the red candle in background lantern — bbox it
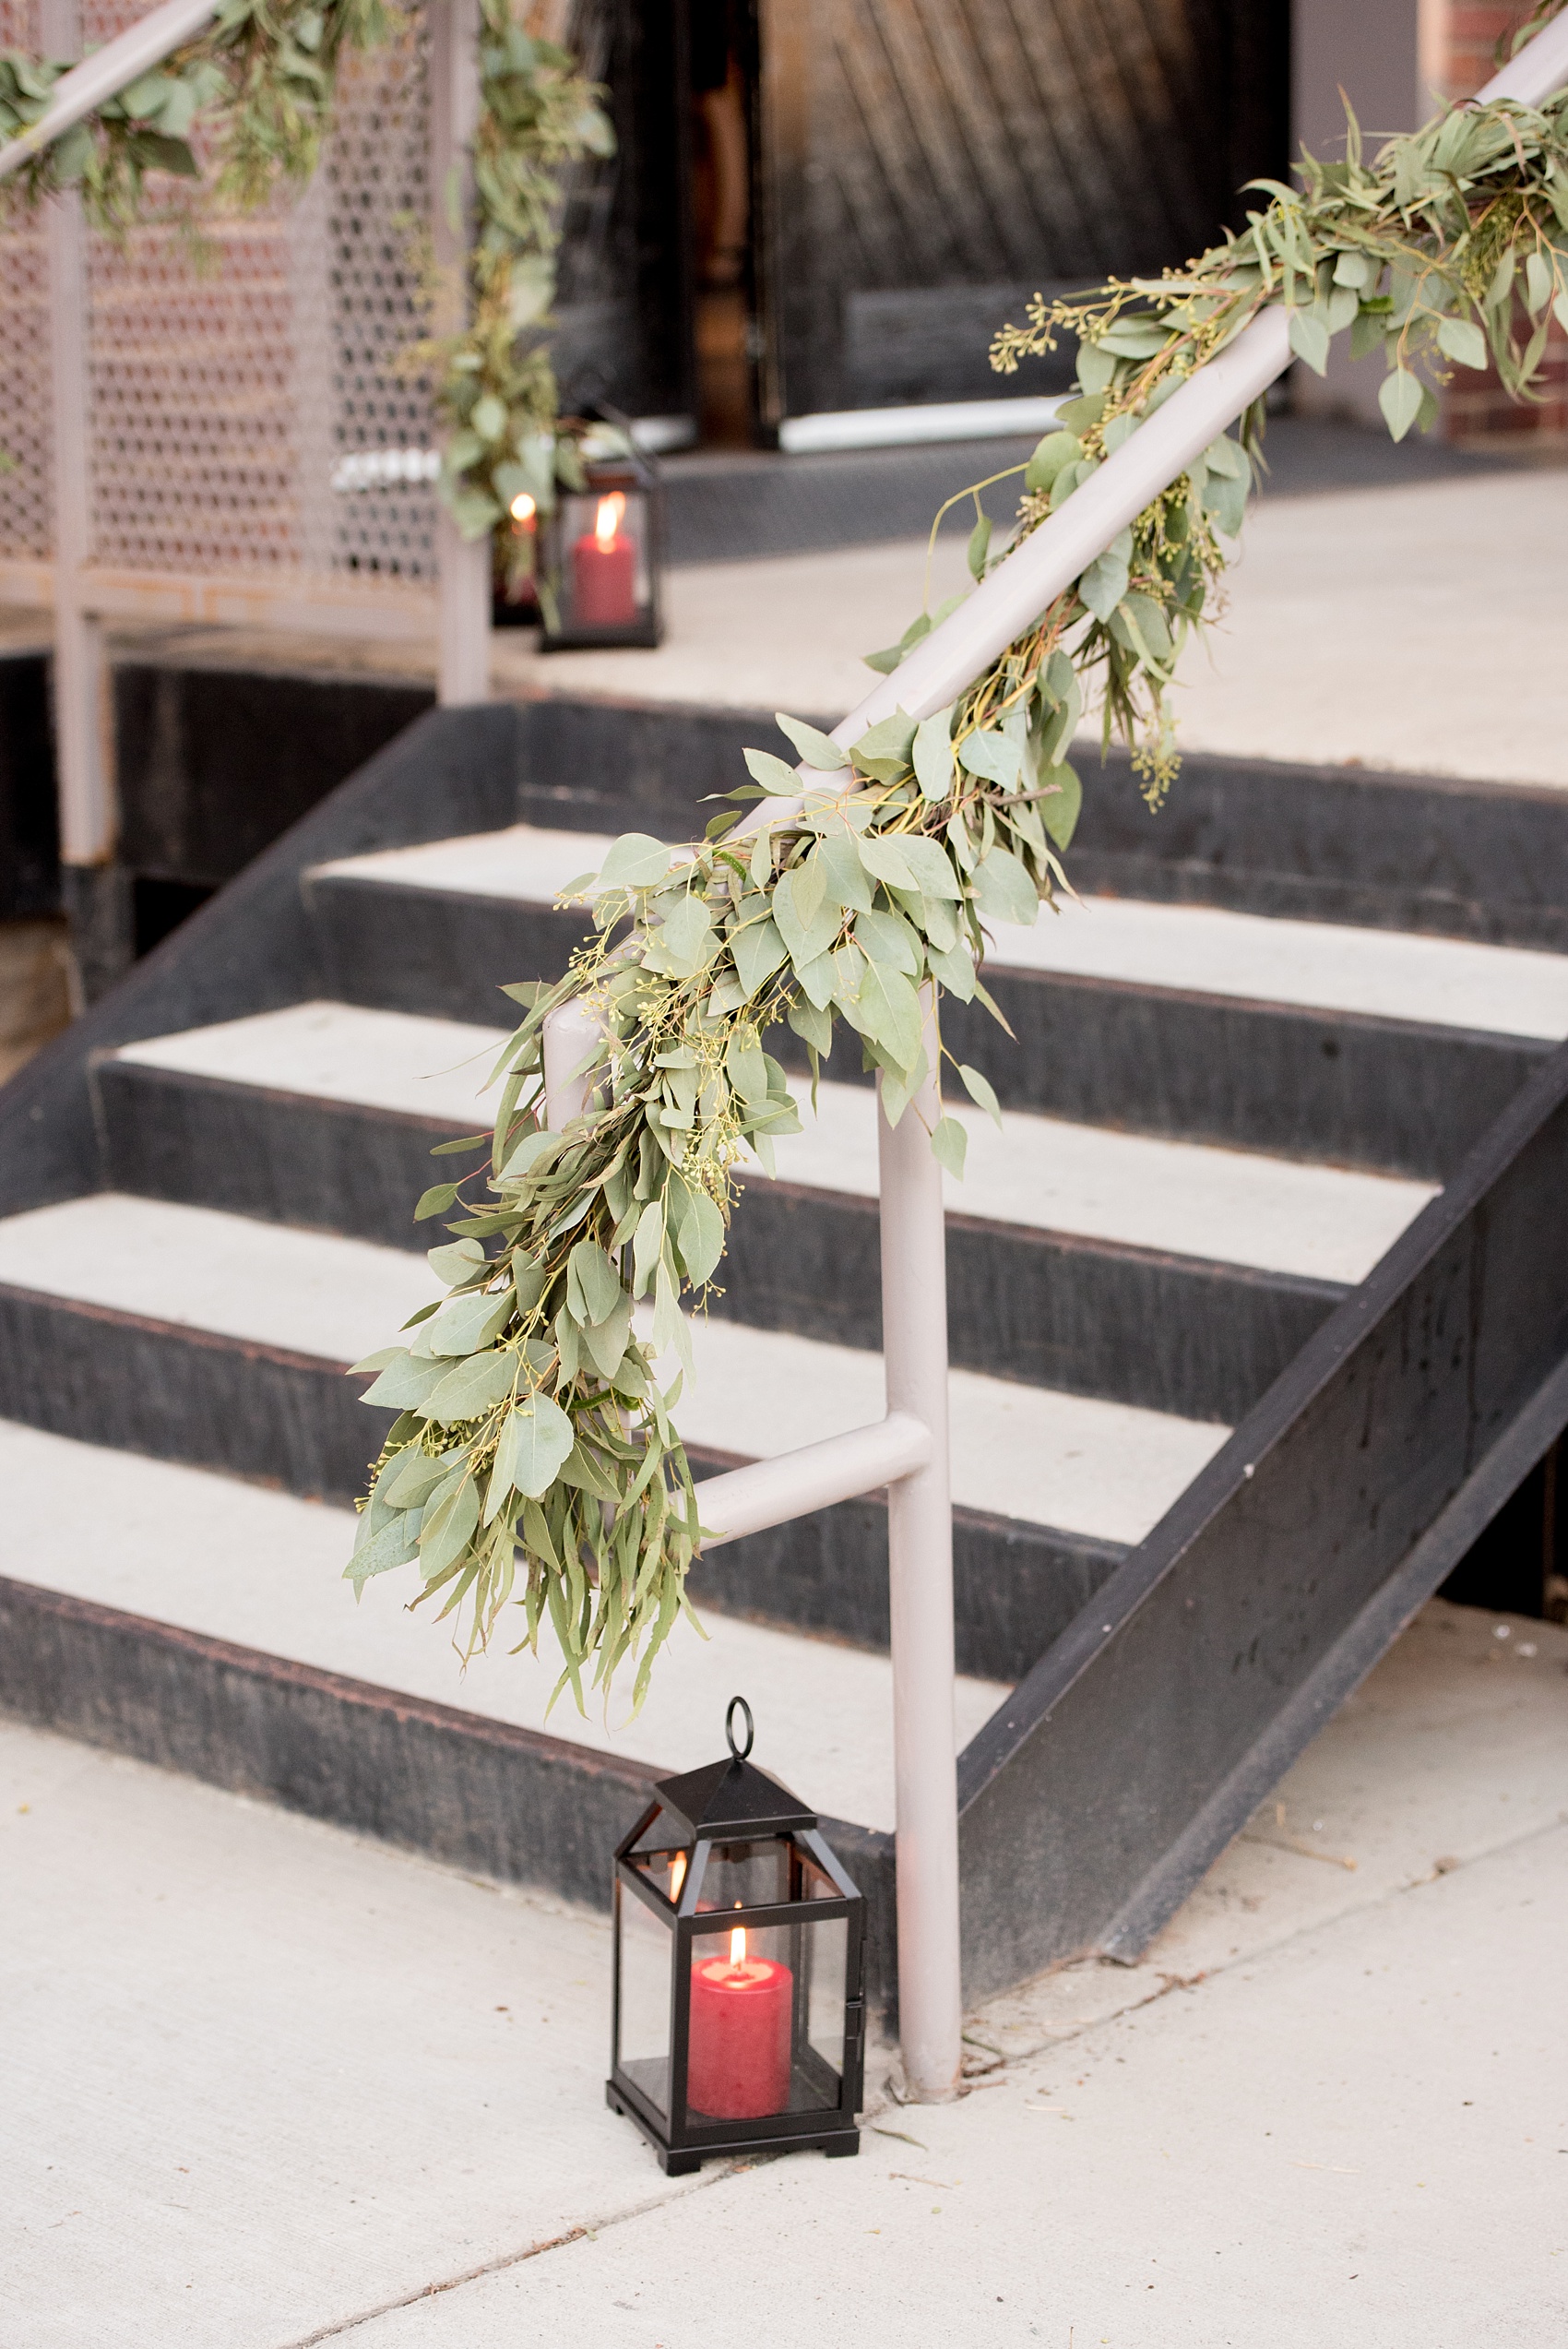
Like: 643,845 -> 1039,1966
573,491 -> 636,625
687,1923 -> 793,2120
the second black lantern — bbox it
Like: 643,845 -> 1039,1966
539,441 -> 663,650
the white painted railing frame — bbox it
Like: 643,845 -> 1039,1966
543,9 -> 1568,2102
11,0 -> 1568,2100
0,0 -> 491,876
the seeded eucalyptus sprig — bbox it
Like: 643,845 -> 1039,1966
0,0 -> 388,231
353,68 -> 1568,1707
408,1 -> 615,580
988,70 -> 1568,793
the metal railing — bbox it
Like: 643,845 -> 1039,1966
0,0 -> 488,876
11,0 -> 1568,2101
543,10 -> 1568,2102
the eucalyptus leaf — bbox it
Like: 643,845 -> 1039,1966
958,729 -> 1024,789
972,846 -> 1039,927
597,833 -> 672,890
423,1349 -> 517,1426
426,1286 -> 513,1357
742,747 -> 801,795
1378,364 -> 1424,441
957,1063 -> 1004,1130
360,1353 -> 451,1411
502,1392 -> 576,1497
776,712 -> 849,769
930,1117 -> 968,1179
1436,314 -> 1487,369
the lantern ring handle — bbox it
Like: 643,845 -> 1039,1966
725,1694 -> 754,1761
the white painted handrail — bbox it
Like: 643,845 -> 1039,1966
744,5 -> 1568,829
564,4 -> 1568,2104
0,0 -> 221,181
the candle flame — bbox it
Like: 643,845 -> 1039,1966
668,1850 -> 686,1903
594,491 -> 626,550
508,491 -> 537,523
730,1924 -> 746,1967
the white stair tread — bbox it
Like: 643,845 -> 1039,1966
0,1418 -> 1006,1834
119,999 -> 514,1127
312,823 -> 1568,1040
116,1002 -> 1436,1286
0,1193 -> 1227,1543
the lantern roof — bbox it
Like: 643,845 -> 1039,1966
654,1752 -> 817,1842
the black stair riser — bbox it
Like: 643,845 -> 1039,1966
0,1287 -> 1115,1682
886,976 -> 1546,1184
719,1183 -> 1336,1425
1065,750 -> 1568,954
94,1064 -> 1333,1421
303,877 -> 1544,1180
95,1059 -> 460,1256
0,1575 -> 899,2022
0,1288 -> 390,1506
509,703 -> 1568,952
303,874 -> 596,1025
689,1491 -> 1123,1686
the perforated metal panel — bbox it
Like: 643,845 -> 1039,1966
0,0 -> 53,566
0,0 -> 440,619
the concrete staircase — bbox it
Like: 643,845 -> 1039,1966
3,696 -> 1566,2014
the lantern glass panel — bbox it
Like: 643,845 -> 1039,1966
804,1914 -> 849,2084
687,1910 -> 847,2120
559,488 -> 651,629
691,1835 -> 791,1914
615,1882 -> 674,2117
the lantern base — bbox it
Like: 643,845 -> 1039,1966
606,2081 -> 861,2176
538,614 -> 664,652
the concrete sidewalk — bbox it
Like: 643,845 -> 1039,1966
5,1600 -> 1566,2348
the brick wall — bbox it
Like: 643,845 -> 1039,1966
1439,4 -> 1568,441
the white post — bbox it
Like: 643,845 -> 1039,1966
428,0 -> 491,705
542,998 -> 605,1127
41,0 -> 112,871
878,985 -> 962,2099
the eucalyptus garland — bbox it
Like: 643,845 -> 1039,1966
0,0 -> 386,229
350,58 -> 1568,1711
409,2 -> 614,580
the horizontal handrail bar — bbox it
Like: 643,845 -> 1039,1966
743,6 -> 1568,835
694,1410 -> 933,1550
0,0 -> 221,182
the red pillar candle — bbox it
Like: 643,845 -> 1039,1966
687,1928 -> 793,2120
573,492 -> 637,625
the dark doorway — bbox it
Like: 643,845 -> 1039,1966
690,0 -> 761,446
750,0 -> 1291,428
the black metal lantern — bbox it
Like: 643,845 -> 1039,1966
608,1698 -> 865,2175
539,438 -> 664,651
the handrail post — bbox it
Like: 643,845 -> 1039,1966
41,0 -> 125,1004
878,984 -> 962,2099
428,0 -> 491,705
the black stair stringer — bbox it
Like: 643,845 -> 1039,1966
953,1033 -> 1568,2006
0,703 -> 523,1219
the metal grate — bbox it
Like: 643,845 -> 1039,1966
0,0 -> 439,611
0,0 -> 53,566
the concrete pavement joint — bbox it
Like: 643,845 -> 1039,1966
274,2176 -> 730,2348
